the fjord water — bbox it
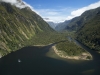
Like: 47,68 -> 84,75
0,44 -> 100,75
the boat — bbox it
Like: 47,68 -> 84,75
18,59 -> 21,63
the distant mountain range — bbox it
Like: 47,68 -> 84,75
55,20 -> 71,31
46,20 -> 70,31
50,6 -> 100,51
46,21 -> 58,29
51,7 -> 100,32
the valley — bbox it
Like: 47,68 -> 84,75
0,0 -> 100,75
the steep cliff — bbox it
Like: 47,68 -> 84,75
0,2 -> 53,57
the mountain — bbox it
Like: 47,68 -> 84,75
65,7 -> 100,31
46,20 -> 70,31
43,18 -> 58,29
47,21 -> 58,29
55,20 -> 70,31
76,11 -> 100,51
0,2 -> 53,57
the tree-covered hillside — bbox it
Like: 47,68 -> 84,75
0,2 -> 54,57
76,12 -> 100,51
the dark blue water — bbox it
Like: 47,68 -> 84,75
0,44 -> 100,75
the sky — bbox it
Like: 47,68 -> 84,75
1,0 -> 100,22
22,0 -> 100,22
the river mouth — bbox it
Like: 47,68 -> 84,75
0,46 -> 100,75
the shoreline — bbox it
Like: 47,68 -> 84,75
52,46 -> 92,60
0,43 -> 93,60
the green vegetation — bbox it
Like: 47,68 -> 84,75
29,31 -> 87,56
24,32 -> 67,46
56,40 -> 87,56
0,2 -> 54,57
76,12 -> 100,51
0,2 -> 93,58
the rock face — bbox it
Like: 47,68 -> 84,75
0,2 -> 53,57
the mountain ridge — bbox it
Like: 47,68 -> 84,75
55,20 -> 71,31
0,2 -> 53,57
65,7 -> 100,31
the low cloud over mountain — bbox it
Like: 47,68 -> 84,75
0,0 -> 37,13
0,0 -> 27,9
66,1 -> 100,20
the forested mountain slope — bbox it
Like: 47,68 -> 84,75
0,2 -> 53,57
65,7 -> 100,31
76,11 -> 100,51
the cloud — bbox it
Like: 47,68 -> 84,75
0,0 -> 27,9
43,18 -> 54,22
0,0 -> 39,14
43,16 -> 66,23
48,12 -> 59,15
36,1 -> 100,22
66,1 -> 100,20
36,8 -> 73,22
1,0 -> 100,22
23,1 -> 38,12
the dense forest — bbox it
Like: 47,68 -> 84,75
76,12 -> 100,52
